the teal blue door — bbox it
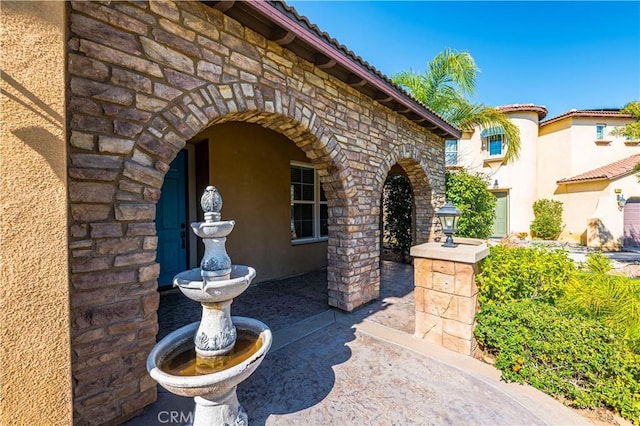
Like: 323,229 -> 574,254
492,191 -> 508,237
156,150 -> 188,287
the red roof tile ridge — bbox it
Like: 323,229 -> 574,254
541,108 -> 632,126
496,104 -> 548,119
557,153 -> 640,184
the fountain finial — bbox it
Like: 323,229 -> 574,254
201,185 -> 222,222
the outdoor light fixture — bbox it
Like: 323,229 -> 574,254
437,200 -> 461,248
493,179 -> 499,189
617,193 -> 627,210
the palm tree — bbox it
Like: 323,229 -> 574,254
392,48 -> 521,163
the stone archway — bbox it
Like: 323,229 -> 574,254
69,103 -> 351,425
68,30 -> 357,426
376,145 -> 443,248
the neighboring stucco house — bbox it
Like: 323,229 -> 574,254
448,105 -> 638,249
1,1 -> 458,424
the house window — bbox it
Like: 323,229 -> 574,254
596,124 -> 606,140
481,127 -> 505,158
290,163 -> 328,242
487,135 -> 503,157
445,140 -> 458,165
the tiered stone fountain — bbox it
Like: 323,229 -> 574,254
147,186 -> 272,426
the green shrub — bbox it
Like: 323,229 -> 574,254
583,251 -> 613,274
445,170 -> 496,239
476,245 -> 574,305
530,199 -> 563,240
475,300 -> 640,421
382,175 -> 413,262
561,271 -> 640,349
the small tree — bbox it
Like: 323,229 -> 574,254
445,170 -> 496,239
382,175 -> 413,262
530,199 -> 563,240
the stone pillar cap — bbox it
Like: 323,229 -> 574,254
410,238 -> 489,264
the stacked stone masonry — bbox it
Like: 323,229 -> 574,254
414,258 -> 480,356
66,1 -> 446,423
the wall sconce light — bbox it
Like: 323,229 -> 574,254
493,179 -> 499,189
617,193 -> 627,210
436,200 -> 461,248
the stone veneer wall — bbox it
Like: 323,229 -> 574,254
66,1 -> 445,423
414,258 -> 480,355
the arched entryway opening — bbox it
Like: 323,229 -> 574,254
157,121 -> 332,286
155,119 -> 339,334
376,150 -> 440,256
371,151 -> 440,334
381,165 -> 414,264
147,103 -> 352,297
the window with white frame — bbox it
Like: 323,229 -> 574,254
290,163 -> 328,242
445,140 -> 458,165
596,124 -> 606,140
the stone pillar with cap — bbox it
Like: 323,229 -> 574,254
410,238 -> 489,356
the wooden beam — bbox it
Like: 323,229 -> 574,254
374,92 -> 393,102
347,74 -> 367,87
314,54 -> 336,70
271,28 -> 296,46
207,0 -> 235,13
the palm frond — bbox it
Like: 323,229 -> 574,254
427,48 -> 478,97
392,70 -> 431,105
393,49 -> 522,161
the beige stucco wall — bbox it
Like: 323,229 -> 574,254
568,117 -> 636,173
556,174 -> 638,248
536,120 -> 572,197
458,110 -> 541,235
539,115 -> 636,247
199,122 -> 327,282
458,111 -> 635,246
1,2 -> 72,424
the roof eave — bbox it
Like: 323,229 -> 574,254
557,177 -> 609,185
541,111 -> 633,127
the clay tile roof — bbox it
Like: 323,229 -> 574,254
496,104 -> 548,120
541,108 -> 632,127
557,153 -> 640,184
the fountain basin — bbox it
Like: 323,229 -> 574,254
192,220 -> 235,238
174,265 -> 256,303
147,317 -> 272,398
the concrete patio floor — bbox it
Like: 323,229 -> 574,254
127,261 -> 589,425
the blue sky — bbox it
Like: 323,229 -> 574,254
288,1 -> 640,119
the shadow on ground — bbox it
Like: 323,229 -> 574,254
142,261 -> 413,424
